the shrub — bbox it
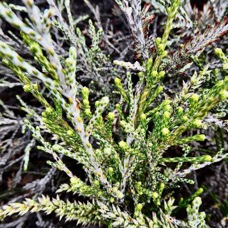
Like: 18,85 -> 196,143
0,0 -> 227,227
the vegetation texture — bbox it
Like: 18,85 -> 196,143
0,0 -> 227,227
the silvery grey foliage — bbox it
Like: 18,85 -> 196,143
0,0 -> 227,227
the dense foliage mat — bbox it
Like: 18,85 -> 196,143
0,0 -> 227,227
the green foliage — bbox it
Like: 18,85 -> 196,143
0,0 -> 227,227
